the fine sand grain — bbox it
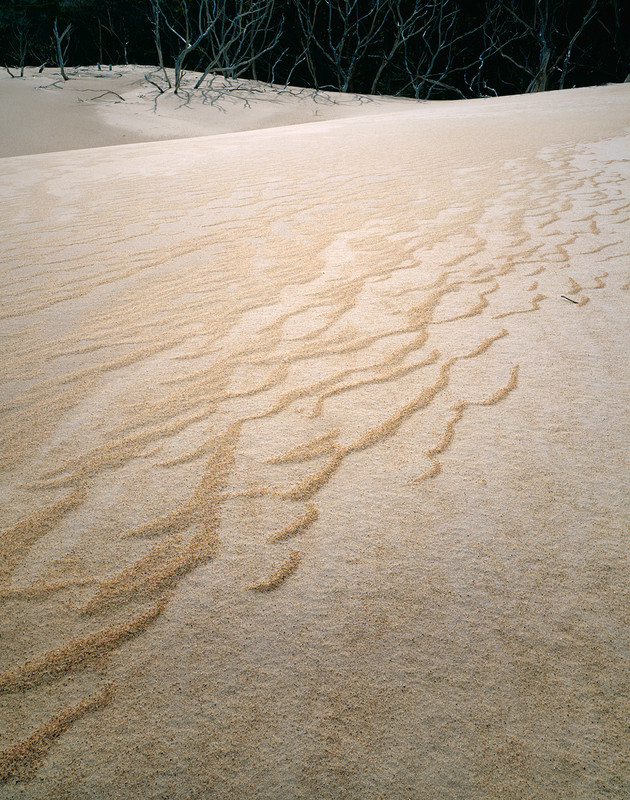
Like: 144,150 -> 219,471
0,69 -> 629,799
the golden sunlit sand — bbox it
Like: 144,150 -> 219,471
0,66 -> 628,798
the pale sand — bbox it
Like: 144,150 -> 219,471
0,70 -> 629,798
0,66 -> 417,156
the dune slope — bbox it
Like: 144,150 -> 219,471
0,66 -> 417,156
0,83 -> 629,799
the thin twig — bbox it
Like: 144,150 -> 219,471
77,89 -> 126,101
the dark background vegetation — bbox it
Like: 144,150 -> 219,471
1,0 -> 628,98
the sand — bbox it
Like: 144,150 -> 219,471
0,66 -> 629,798
0,66 -> 418,156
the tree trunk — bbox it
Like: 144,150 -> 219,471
53,19 -> 71,82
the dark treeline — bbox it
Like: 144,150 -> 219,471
1,0 -> 628,98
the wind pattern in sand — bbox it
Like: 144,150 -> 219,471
1,103 -> 629,784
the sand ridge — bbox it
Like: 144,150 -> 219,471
0,77 -> 629,798
0,65 -> 418,157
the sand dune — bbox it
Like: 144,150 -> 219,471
0,69 -> 629,798
0,66 -> 417,156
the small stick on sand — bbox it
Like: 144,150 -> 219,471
80,90 -> 126,101
560,295 -> 579,304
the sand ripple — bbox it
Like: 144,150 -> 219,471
0,84 -> 629,798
